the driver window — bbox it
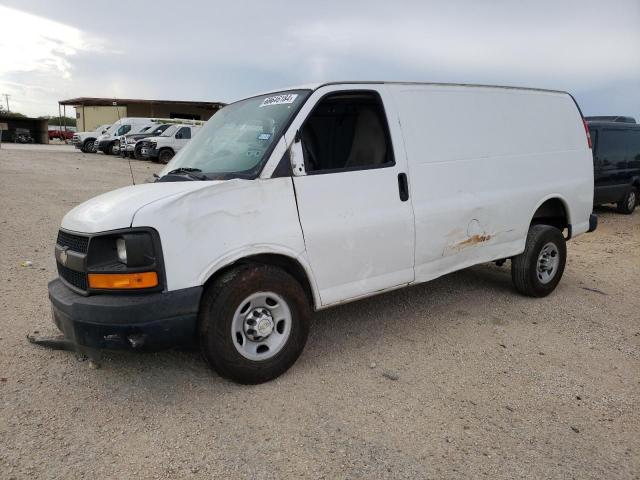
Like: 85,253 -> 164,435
117,125 -> 131,135
300,91 -> 394,173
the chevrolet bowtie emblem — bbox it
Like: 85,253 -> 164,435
59,248 -> 68,266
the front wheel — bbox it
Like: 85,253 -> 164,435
198,265 -> 311,384
511,224 -> 566,297
617,187 -> 637,214
158,149 -> 174,164
108,142 -> 120,155
81,140 -> 95,153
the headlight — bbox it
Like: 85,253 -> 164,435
116,237 -> 127,263
126,137 -> 137,144
85,230 -> 161,290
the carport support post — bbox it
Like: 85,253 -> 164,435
0,122 -> 6,149
63,105 -> 67,141
58,103 -> 63,138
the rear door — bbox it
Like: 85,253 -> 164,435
596,128 -> 632,203
284,85 -> 415,306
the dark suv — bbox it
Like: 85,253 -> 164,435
586,116 -> 640,214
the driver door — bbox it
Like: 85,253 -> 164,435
285,85 -> 415,306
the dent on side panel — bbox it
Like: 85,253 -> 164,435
131,177 -> 312,297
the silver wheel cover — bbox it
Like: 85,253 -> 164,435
231,291 -> 292,361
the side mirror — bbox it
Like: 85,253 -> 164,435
290,131 -> 305,176
175,133 -> 182,139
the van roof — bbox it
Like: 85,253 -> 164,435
585,116 -> 637,124
587,120 -> 640,128
257,81 -> 570,97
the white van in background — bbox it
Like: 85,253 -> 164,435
138,123 -> 203,163
94,118 -> 155,155
47,82 -> 596,384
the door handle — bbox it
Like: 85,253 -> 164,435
397,173 -> 409,201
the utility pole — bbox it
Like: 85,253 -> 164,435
1,93 -> 10,112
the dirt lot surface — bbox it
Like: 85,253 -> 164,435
1,147 -> 639,479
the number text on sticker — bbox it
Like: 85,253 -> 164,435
259,94 -> 298,107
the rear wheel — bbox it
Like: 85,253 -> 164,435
617,187 -> 637,214
198,265 -> 310,384
511,224 -> 566,297
158,149 -> 174,164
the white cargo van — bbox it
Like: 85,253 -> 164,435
138,123 -> 203,163
45,82 -> 596,384
94,118 -> 155,155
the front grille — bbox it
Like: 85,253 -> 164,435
56,230 -> 89,254
57,263 -> 88,290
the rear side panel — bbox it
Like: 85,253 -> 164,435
390,84 -> 593,283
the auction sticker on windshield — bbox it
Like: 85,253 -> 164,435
259,94 -> 298,107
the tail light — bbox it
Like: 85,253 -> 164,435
583,118 -> 592,149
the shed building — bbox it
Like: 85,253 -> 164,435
58,97 -> 226,132
0,115 -> 49,144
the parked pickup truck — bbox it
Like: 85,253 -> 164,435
137,123 -> 203,163
45,82 -> 596,384
48,129 -> 75,141
119,124 -> 172,159
72,124 -> 111,153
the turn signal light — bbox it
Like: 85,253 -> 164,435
88,272 -> 158,289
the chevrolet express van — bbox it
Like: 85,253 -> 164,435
46,82 -> 597,384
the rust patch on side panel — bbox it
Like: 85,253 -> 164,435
447,233 -> 493,253
456,234 -> 492,247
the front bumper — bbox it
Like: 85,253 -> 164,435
97,140 -> 111,153
140,147 -> 159,159
48,278 -> 202,351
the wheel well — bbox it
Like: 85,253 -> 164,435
83,137 -> 95,144
531,198 -> 569,230
203,254 -> 315,308
159,147 -> 174,154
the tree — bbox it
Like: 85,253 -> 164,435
39,115 -> 77,127
0,109 -> 27,118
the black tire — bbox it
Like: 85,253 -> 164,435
198,265 -> 311,384
158,149 -> 174,164
511,224 -> 566,297
616,187 -> 637,214
81,140 -> 95,153
134,145 -> 144,160
107,142 -> 120,156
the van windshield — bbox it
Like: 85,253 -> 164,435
160,90 -> 310,179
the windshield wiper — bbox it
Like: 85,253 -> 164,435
158,167 -> 207,181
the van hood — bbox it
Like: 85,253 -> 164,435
61,182 -> 218,233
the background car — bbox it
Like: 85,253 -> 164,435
586,116 -> 640,214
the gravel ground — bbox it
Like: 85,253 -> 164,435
1,146 -> 639,479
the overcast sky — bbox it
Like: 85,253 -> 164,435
0,0 -> 638,120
